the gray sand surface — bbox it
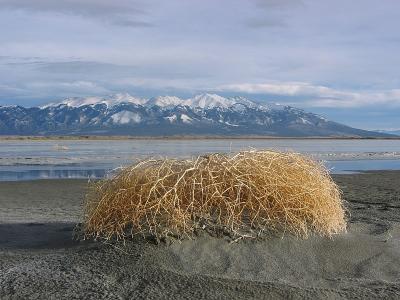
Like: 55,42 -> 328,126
1,172 -> 400,299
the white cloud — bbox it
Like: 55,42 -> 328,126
218,82 -> 333,96
26,81 -> 110,97
0,84 -> 26,94
217,82 -> 400,108
0,0 -> 153,27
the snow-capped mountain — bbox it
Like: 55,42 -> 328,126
0,93 -> 390,137
146,96 -> 183,108
42,93 -> 146,108
184,93 -> 236,109
42,93 -> 271,110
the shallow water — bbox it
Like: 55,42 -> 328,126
0,166 -> 109,181
2,139 -> 400,158
1,139 -> 400,181
327,159 -> 400,174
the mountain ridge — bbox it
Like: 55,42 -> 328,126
0,93 -> 392,137
375,129 -> 400,136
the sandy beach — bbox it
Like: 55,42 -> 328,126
1,172 -> 400,299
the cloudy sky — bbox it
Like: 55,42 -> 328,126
0,0 -> 399,130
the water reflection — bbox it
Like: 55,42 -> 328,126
327,159 -> 400,174
0,168 -> 108,181
1,159 -> 400,181
1,139 -> 400,181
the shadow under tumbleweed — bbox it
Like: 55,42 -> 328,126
0,222 -> 84,250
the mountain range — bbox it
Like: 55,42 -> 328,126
375,129 -> 400,136
0,93 -> 392,137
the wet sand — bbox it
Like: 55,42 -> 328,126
1,172 -> 400,299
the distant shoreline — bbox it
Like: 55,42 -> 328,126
0,135 -> 399,141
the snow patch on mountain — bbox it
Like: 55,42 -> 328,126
165,114 -> 177,123
298,117 -> 313,125
110,111 -> 141,124
43,93 -> 145,108
180,114 -> 192,123
184,93 -> 234,109
264,103 -> 286,111
225,121 -> 239,127
111,93 -> 146,105
147,96 -> 183,108
59,96 -> 105,107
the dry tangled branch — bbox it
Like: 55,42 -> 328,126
82,150 -> 347,241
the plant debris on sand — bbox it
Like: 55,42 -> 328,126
82,150 -> 347,241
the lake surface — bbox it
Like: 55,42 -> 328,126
1,139 -> 400,181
